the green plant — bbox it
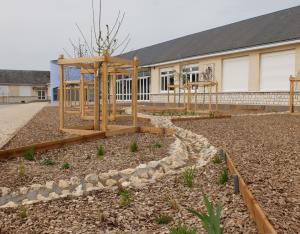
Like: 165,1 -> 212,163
130,141 -> 138,152
19,161 -> 26,177
23,148 -> 35,161
218,169 -> 228,185
42,159 -> 55,166
97,145 -> 104,158
62,162 -> 71,170
153,141 -> 162,148
169,224 -> 197,234
182,167 -> 196,188
188,193 -> 222,234
155,214 -> 173,225
212,155 -> 222,164
209,111 -> 215,118
18,205 -> 27,219
118,189 -> 132,207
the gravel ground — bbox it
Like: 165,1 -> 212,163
174,114 -> 300,234
0,161 -> 257,234
4,107 -> 152,149
0,133 -> 173,191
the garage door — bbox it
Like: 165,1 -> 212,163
260,50 -> 295,91
223,57 -> 249,92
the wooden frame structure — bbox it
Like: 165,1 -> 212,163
289,76 -> 300,113
167,80 -> 219,113
58,53 -> 139,135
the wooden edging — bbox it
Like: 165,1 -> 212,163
0,126 -> 173,160
171,114 -> 231,122
225,153 -> 277,234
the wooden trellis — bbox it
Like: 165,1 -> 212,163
289,76 -> 300,113
57,53 -> 139,135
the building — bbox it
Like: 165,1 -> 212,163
0,69 -> 50,104
50,6 -> 300,108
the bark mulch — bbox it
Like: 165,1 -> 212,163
174,114 -> 300,234
0,133 -> 173,191
3,106 -> 152,149
0,161 -> 257,234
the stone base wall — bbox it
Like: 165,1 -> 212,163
149,92 -> 300,106
0,96 -> 50,104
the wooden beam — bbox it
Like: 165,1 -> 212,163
108,56 -> 136,66
57,56 -> 104,65
59,55 -> 65,130
132,56 -> 138,126
101,55 -> 108,131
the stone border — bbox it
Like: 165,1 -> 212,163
0,114 -> 217,208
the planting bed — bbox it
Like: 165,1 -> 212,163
3,106 -> 152,149
0,160 -> 257,233
0,133 -> 173,191
175,114 -> 300,233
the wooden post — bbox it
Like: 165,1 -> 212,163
183,85 -> 186,108
101,55 -> 108,131
132,56 -> 138,126
58,55 -> 65,130
167,86 -> 170,104
94,63 -> 100,131
209,84 -> 212,112
289,76 -> 294,113
215,82 -> 219,111
173,86 -> 176,104
194,85 -> 198,112
80,74 -> 84,117
112,74 -> 117,121
187,84 -> 191,111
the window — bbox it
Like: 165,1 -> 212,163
182,65 -> 199,85
37,89 -> 46,100
160,69 -> 175,92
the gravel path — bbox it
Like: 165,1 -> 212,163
0,133 -> 173,191
0,103 -> 48,148
174,114 -> 300,234
0,161 -> 257,234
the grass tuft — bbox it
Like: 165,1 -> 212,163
153,141 -> 162,148
42,159 -> 55,166
18,205 -> 27,219
155,214 -> 173,225
188,192 -> 222,234
23,148 -> 35,161
97,145 -> 104,158
118,189 -> 133,207
169,224 -> 197,234
212,155 -> 222,164
182,167 -> 196,188
62,162 -> 71,170
19,161 -> 26,177
218,169 -> 228,185
130,141 -> 138,152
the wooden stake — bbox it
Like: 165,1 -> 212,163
94,63 -> 100,130
209,84 -> 212,112
58,55 -> 65,130
101,54 -> 108,131
112,74 -> 117,121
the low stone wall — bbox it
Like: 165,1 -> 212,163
0,114 -> 217,208
0,96 -> 50,104
149,92 -> 300,106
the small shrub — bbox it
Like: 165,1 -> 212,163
97,145 -> 104,158
62,162 -> 71,170
42,159 -> 55,166
155,214 -> 173,225
212,155 -> 222,164
19,161 -> 26,177
218,169 -> 228,185
119,189 -> 132,207
23,148 -> 35,161
182,167 -> 196,188
188,193 -> 222,234
130,141 -> 138,152
18,205 -> 27,219
153,141 -> 162,148
169,224 -> 197,234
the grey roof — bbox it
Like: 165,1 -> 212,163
0,70 -> 50,85
121,5 -> 300,66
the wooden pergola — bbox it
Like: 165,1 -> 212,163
289,75 -> 300,113
57,53 -> 139,134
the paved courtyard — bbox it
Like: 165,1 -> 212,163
0,102 -> 48,148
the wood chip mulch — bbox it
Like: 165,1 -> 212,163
174,114 -> 300,233
0,161 -> 257,234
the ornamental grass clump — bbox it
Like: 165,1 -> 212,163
18,205 -> 27,219
212,155 -> 222,164
23,147 -> 35,161
42,159 -> 55,166
218,169 -> 228,185
188,193 -> 222,234
130,141 -> 138,152
97,145 -> 104,158
155,214 -> 173,225
118,189 -> 133,207
19,161 -> 26,177
62,162 -> 71,170
182,167 -> 196,188
169,224 -> 197,234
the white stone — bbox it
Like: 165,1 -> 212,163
61,190 -> 70,196
37,194 -> 48,201
152,171 -> 164,180
48,192 -> 60,199
106,179 -> 117,187
70,177 -> 81,186
99,172 -> 110,182
147,161 -> 160,169
45,181 -> 55,190
30,184 -> 42,191
121,181 -> 130,188
73,185 -> 83,196
58,180 -> 70,189
19,187 -> 29,195
1,201 -> 17,208
0,187 -> 11,197
119,168 -> 135,177
85,173 -> 99,184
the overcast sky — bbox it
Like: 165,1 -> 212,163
0,0 -> 299,71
